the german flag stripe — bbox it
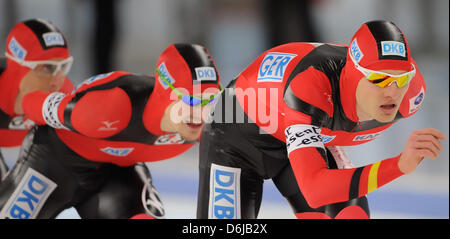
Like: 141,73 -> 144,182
367,161 -> 381,193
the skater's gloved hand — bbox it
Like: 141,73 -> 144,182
398,128 -> 446,174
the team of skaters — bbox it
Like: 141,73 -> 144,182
0,19 -> 445,219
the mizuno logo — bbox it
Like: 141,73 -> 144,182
98,120 -> 120,131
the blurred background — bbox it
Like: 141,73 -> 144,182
1,0 -> 448,219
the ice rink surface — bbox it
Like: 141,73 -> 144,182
5,143 -> 446,219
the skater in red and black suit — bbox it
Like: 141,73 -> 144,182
0,43 -> 222,219
197,20 -> 446,219
0,19 -> 73,180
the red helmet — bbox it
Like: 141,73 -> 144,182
6,18 -> 69,61
154,43 -> 221,97
347,20 -> 412,72
341,20 -> 414,122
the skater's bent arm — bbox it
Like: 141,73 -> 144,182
22,85 -> 132,138
287,143 -> 403,208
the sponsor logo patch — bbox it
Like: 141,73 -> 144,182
353,132 -> 382,141
285,124 -> 324,155
321,135 -> 336,144
100,147 -> 134,157
350,39 -> 364,62
42,32 -> 65,47
98,120 -> 120,131
409,87 -> 425,114
0,168 -> 57,219
381,41 -> 406,57
154,133 -> 185,145
195,67 -> 216,82
8,37 -> 27,60
208,164 -> 241,219
157,62 -> 175,89
257,52 -> 297,82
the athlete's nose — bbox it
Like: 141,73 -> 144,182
48,72 -> 64,92
383,81 -> 401,99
